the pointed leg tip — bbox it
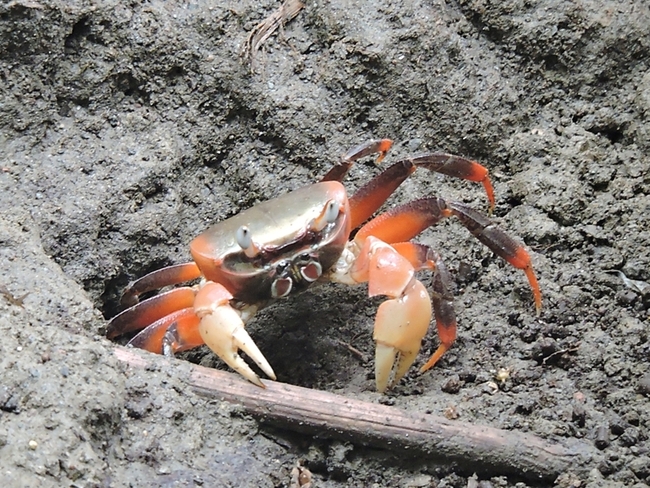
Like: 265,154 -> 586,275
419,344 -> 448,374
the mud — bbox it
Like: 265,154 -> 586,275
1,0 -> 649,486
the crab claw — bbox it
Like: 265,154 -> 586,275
195,282 -> 276,387
373,279 -> 432,392
351,237 -> 433,392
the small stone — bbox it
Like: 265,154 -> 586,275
441,375 -> 462,394
595,425 -> 610,450
637,373 -> 650,396
572,402 -> 586,427
28,440 -> 38,450
629,455 -> 650,479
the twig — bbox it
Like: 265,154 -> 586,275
114,347 -> 598,483
242,0 -> 305,64
543,344 -> 580,365
336,339 -> 368,363
0,284 -> 29,307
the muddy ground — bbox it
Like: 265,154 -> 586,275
1,0 -> 649,486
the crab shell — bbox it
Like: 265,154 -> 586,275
191,181 -> 351,304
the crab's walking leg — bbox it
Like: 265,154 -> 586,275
195,282 -> 276,387
128,308 -> 203,354
348,157 -> 494,229
321,139 -> 393,183
107,287 -> 196,338
356,197 -> 542,312
120,262 -> 201,307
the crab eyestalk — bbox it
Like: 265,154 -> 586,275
309,199 -> 340,232
236,225 -> 261,258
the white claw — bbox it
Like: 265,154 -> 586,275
232,327 -> 276,381
198,305 -> 276,387
375,343 -> 397,393
373,280 -> 432,392
374,345 -> 420,393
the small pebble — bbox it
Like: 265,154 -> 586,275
637,373 -> 650,396
572,402 -> 586,427
441,375 -> 462,394
595,425 -> 610,450
28,440 -> 38,450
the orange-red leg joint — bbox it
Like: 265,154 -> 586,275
128,308 -> 203,355
462,163 -> 494,212
194,282 -> 276,387
107,287 -> 196,339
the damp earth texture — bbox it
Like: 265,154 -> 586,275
0,0 -> 649,486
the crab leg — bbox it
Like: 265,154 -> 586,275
128,308 -> 203,354
120,262 -> 201,307
320,139 -> 393,183
348,156 -> 494,229
195,282 -> 276,387
356,197 -> 542,312
107,287 -> 196,338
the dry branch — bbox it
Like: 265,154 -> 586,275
242,0 -> 305,63
114,347 -> 599,483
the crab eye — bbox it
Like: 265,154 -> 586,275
236,226 -> 252,249
324,199 -> 339,223
309,199 -> 341,232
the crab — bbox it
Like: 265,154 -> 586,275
107,139 -> 541,392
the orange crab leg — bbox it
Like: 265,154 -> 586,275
348,155 -> 494,230
390,242 -> 437,271
356,197 -> 541,312
447,200 -> 541,313
321,139 -> 393,183
107,287 -> 196,338
356,198 -> 447,244
120,262 -> 201,307
349,160 -> 417,229
128,308 -> 203,354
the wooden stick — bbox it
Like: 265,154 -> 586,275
242,0 -> 305,62
114,347 -> 598,482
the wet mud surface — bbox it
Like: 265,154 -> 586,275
1,0 -> 649,486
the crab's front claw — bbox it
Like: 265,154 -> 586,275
195,282 -> 276,387
373,279 -> 432,392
